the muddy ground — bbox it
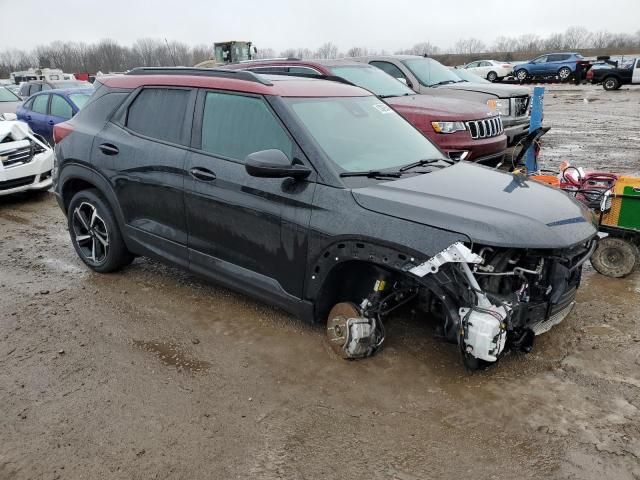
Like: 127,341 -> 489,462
1,85 -> 639,480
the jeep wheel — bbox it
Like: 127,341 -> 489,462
515,69 -> 528,82
68,189 -> 133,273
558,67 -> 572,81
590,237 -> 639,278
487,71 -> 498,82
603,77 -> 620,91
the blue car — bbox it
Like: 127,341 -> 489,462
514,52 -> 584,81
17,88 -> 93,144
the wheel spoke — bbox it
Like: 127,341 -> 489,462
90,207 -> 98,228
76,234 -> 92,243
74,208 -> 90,231
94,230 -> 109,248
91,238 -> 97,262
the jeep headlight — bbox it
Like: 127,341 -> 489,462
431,121 -> 467,134
487,99 -> 510,116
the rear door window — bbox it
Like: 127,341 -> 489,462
370,61 -> 407,81
199,92 -> 293,161
32,95 -> 49,114
287,66 -> 321,74
125,88 -> 191,145
50,94 -> 73,119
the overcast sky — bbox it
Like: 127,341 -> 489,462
1,0 -> 638,53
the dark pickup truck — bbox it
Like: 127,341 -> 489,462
587,58 -> 640,90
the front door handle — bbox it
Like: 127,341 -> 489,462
190,167 -> 216,182
98,143 -> 119,155
26,115 -> 32,120
48,120 -> 55,125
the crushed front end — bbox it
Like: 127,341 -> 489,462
409,240 -> 595,368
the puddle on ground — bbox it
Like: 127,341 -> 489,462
133,340 -> 211,374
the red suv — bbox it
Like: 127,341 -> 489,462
224,59 -> 507,163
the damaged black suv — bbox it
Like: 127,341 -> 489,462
53,68 -> 597,369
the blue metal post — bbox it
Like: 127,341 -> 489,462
526,86 -> 545,173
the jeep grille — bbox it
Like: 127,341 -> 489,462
466,117 -> 504,139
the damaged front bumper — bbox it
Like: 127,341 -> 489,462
0,121 -> 53,195
409,240 -> 595,366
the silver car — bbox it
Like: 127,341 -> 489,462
355,55 -> 531,145
0,87 -> 23,115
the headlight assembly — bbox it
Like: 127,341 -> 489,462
487,99 -> 510,116
431,121 -> 467,134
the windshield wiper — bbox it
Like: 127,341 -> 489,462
431,80 -> 457,86
399,158 -> 453,172
340,170 -> 403,179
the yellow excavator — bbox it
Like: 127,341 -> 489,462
194,41 -> 256,68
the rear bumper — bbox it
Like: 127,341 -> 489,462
0,149 -> 54,196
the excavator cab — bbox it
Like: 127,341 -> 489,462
213,41 -> 255,64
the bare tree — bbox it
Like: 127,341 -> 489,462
515,34 -> 541,52
544,33 -> 565,51
315,42 -> 339,59
492,36 -> 516,53
591,30 -> 612,49
253,47 -> 276,60
454,38 -> 486,55
397,42 -> 440,56
563,26 -> 592,49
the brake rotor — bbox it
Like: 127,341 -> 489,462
326,302 -> 360,358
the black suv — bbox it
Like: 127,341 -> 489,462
53,68 -> 596,369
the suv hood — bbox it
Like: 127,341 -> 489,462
352,162 -> 596,249
385,94 -> 496,122
439,82 -> 531,98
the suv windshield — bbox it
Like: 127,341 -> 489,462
329,65 -> 415,98
0,87 -> 20,102
402,58 -> 461,87
284,96 -> 444,173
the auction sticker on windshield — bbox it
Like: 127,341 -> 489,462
373,103 -> 393,114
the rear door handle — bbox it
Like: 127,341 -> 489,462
48,120 -> 55,125
26,115 -> 31,120
98,143 -> 119,155
189,167 -> 216,182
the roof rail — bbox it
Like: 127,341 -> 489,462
237,57 -> 301,64
125,67 -> 273,86
244,70 -> 356,87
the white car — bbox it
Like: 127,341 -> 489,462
461,60 -> 513,82
0,119 -> 53,195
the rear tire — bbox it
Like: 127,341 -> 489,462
67,189 -> 133,273
558,67 -> 572,81
487,71 -> 498,82
603,76 -> 620,91
590,237 -> 638,278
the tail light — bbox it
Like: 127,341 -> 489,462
501,64 -> 511,68
586,69 -> 594,79
53,122 -> 74,144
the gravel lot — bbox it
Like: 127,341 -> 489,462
1,85 -> 639,480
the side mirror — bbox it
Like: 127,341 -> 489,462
245,149 -> 311,179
